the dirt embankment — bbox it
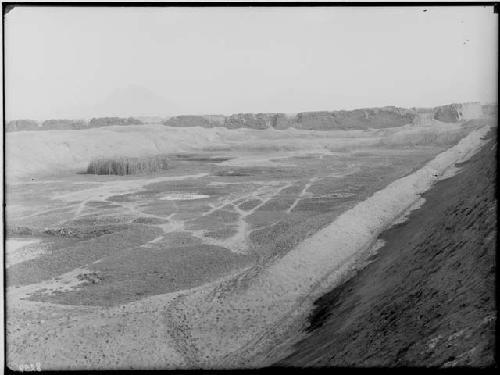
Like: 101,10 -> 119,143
163,107 -> 417,130
8,103 -> 495,132
5,119 -> 40,131
433,102 -> 484,123
5,117 -> 144,132
163,104 -> 494,130
279,131 -> 496,367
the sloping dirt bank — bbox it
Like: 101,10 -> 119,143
278,131 -> 496,367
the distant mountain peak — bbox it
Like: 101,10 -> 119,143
89,85 -> 173,117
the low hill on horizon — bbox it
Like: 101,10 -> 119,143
5,102 -> 496,132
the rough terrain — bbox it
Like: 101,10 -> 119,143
280,131 -> 496,367
6,102 -> 494,132
4,104 -> 495,370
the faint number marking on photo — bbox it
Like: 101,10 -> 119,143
17,363 -> 42,372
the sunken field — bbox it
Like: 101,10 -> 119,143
4,104 -> 497,369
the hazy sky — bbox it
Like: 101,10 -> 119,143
5,6 -> 498,120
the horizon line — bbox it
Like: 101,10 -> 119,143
6,100 -> 497,123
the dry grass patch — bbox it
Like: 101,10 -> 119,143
86,155 -> 169,175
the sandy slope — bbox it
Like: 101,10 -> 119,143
5,121 -> 469,182
279,131 -> 496,367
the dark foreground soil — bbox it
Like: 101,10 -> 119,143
279,132 -> 497,367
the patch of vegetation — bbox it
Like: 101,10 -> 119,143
132,217 -> 167,224
86,155 -> 169,175
171,154 -> 231,163
77,272 -> 105,284
43,224 -> 127,239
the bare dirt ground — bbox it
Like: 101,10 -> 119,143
5,122 -> 489,369
6,145 -> 442,308
279,132 -> 496,367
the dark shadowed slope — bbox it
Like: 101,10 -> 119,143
279,131 -> 497,367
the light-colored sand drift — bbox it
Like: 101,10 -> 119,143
5,239 -> 43,267
7,267 -> 92,309
377,121 -> 467,147
54,173 -> 208,205
6,125 -> 225,180
286,176 -> 318,214
200,181 -> 294,253
6,121 -> 471,182
162,125 -> 491,368
160,193 -> 210,201
7,124 -> 450,181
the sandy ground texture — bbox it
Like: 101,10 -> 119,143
6,132 -> 450,308
279,131 -> 496,367
4,120 -> 492,370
